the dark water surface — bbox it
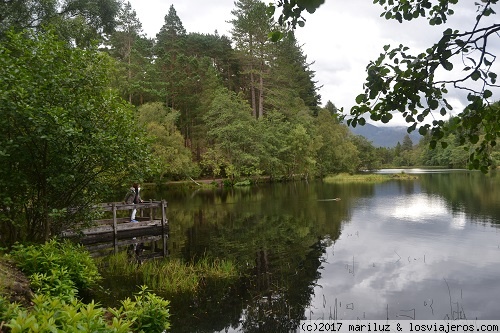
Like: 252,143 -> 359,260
103,170 -> 500,332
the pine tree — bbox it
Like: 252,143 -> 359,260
230,0 -> 272,119
108,1 -> 149,104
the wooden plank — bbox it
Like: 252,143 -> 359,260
61,219 -> 162,237
96,201 -> 163,212
93,217 -> 130,225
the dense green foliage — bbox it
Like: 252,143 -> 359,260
0,30 -> 150,245
1,288 -> 170,333
1,241 -> 171,333
10,240 -> 101,297
102,0 -> 375,183
0,0 -> 120,46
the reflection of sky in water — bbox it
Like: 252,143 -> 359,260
306,181 -> 500,320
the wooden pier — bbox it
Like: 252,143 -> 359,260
62,200 -> 168,257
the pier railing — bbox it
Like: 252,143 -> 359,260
62,200 -> 168,257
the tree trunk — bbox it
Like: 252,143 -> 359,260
250,66 -> 257,119
258,61 -> 264,119
128,36 -> 132,104
249,35 -> 257,118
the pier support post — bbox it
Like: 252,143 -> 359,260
161,200 -> 167,257
112,203 -> 118,253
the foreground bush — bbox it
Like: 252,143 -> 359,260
1,240 -> 171,332
10,239 -> 101,298
2,287 -> 170,333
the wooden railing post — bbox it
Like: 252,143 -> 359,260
149,199 -> 153,221
112,203 -> 118,253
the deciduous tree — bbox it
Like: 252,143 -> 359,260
271,0 -> 500,171
0,0 -> 121,46
0,30 -> 150,245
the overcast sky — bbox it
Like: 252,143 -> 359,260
126,0 -> 499,127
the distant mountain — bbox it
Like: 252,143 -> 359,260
349,123 -> 422,148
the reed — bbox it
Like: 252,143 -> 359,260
99,253 -> 238,294
141,258 -> 199,293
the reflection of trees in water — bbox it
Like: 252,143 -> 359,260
164,239 -> 328,333
419,172 -> 500,224
167,209 -> 335,332
241,241 -> 327,333
147,181 -> 377,332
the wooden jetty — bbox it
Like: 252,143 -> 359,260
62,200 -> 168,257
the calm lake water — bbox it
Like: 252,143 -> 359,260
102,170 -> 500,332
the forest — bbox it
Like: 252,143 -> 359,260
0,0 -> 499,244
72,1 -> 500,180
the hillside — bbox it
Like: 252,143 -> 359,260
349,123 -> 422,148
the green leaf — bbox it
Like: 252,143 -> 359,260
483,90 -> 492,99
442,61 -> 453,71
266,4 -> 276,17
355,94 -> 366,104
381,113 -> 393,123
268,31 -> 283,42
428,99 -> 439,110
443,28 -> 453,35
488,72 -> 497,84
471,70 -> 481,81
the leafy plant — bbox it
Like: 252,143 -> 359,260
5,294 -> 132,333
29,268 -> 77,301
2,287 -> 171,332
10,239 -> 101,296
0,295 -> 21,327
118,286 -> 171,333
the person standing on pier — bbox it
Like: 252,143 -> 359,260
124,182 -> 143,222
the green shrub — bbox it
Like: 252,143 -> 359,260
6,294 -> 132,333
10,239 -> 101,297
118,286 -> 171,333
29,267 -> 77,301
3,288 -> 171,333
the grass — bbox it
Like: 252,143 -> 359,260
324,172 -> 417,183
98,252 -> 238,294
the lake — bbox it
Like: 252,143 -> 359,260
101,170 -> 500,332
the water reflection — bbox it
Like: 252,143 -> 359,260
307,171 -> 500,321
99,171 -> 500,332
